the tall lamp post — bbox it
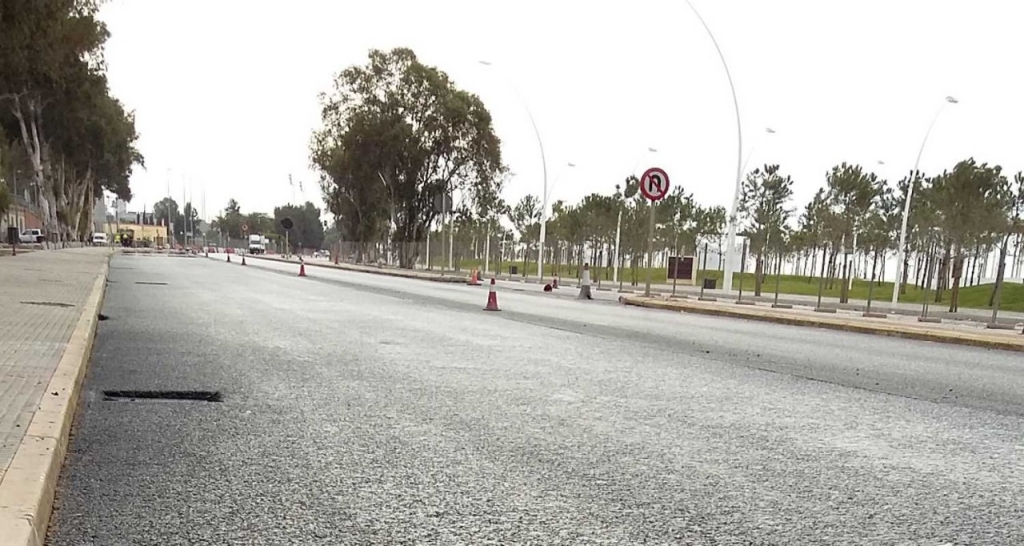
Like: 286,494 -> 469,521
740,128 -> 777,175
539,162 -> 575,278
614,147 -> 658,284
478,60 -> 549,278
891,96 -> 958,309
685,0 -> 744,293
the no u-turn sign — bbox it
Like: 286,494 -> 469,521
640,167 -> 670,202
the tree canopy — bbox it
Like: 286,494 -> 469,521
0,0 -> 142,241
310,48 -> 504,267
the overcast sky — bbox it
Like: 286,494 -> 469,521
100,0 -> 1024,223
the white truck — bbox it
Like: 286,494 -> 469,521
247,234 -> 267,254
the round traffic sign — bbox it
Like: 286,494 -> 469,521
280,217 -> 294,230
242,224 -> 249,233
639,167 -> 670,201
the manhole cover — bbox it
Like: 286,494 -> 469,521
135,281 -> 168,285
102,390 -> 223,402
21,301 -> 74,308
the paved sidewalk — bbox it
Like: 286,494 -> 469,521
622,294 -> 1024,353
0,248 -> 110,484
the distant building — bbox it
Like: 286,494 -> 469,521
2,195 -> 44,243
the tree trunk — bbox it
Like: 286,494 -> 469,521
754,249 -> 764,296
935,244 -> 951,303
840,253 -> 851,304
990,234 -> 1010,307
949,249 -> 964,313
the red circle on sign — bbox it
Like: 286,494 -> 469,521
639,167 -> 670,201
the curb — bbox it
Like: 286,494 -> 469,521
242,254 -> 469,284
0,257 -> 110,546
620,296 -> 1024,353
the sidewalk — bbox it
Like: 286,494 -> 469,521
621,294 -> 1024,353
0,247 -> 110,546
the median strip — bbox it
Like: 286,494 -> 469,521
242,254 -> 470,284
620,295 -> 1024,353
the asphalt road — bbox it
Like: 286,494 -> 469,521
48,254 -> 1024,545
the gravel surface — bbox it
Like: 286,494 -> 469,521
47,255 -> 1024,545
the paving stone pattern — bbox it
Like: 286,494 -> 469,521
0,248 -> 109,483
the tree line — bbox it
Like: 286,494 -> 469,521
311,48 -> 1024,313
206,198 -> 324,252
0,0 -> 142,240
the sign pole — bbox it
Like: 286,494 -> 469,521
638,167 -> 670,298
644,203 -> 656,297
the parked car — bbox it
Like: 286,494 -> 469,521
92,232 -> 109,245
19,229 -> 44,244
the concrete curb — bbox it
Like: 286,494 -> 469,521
0,256 -> 110,546
243,254 -> 469,284
620,296 -> 1024,353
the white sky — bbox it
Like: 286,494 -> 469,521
100,0 -> 1024,223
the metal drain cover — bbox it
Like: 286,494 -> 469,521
102,390 -> 223,402
21,301 -> 74,308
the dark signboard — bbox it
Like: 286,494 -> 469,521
667,256 -> 694,280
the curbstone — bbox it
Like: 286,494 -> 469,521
242,254 -> 468,284
0,257 -> 108,546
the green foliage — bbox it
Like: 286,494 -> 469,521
0,0 -> 141,238
311,48 -> 503,267
212,199 -> 244,239
273,201 -> 324,251
0,182 -> 9,217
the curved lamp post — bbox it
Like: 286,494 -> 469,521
684,0 -> 744,293
740,128 -> 777,175
890,96 -> 958,309
478,60 -> 549,279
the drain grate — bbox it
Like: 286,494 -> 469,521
102,390 -> 223,402
21,301 -> 74,308
134,281 -> 168,285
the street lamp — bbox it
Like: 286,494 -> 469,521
615,147 -> 659,284
539,162 -> 575,278
891,95 -> 959,309
739,127 -> 777,180
479,60 -> 549,279
684,0 -> 745,293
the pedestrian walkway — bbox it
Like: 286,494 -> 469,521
0,248 -> 109,485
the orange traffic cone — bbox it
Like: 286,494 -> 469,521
467,268 -> 481,286
241,254 -> 247,266
483,278 -> 500,311
298,262 -> 307,277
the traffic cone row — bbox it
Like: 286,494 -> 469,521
298,261 -> 307,277
484,278 -> 500,311
552,276 -> 559,289
227,253 -> 231,263
241,254 -> 247,266
467,268 -> 481,286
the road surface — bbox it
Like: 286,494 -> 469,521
48,254 -> 1024,544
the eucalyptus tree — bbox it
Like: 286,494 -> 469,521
311,48 -> 504,268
